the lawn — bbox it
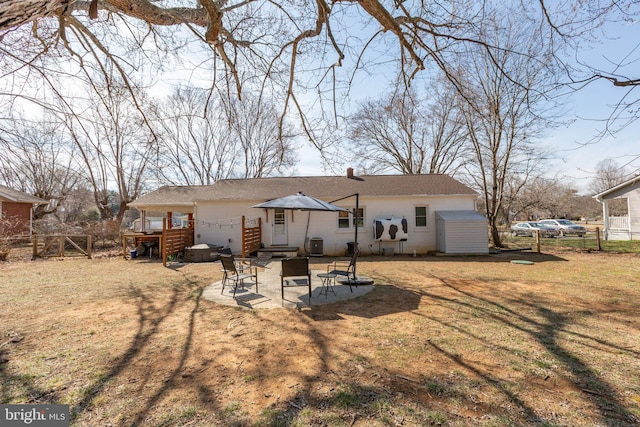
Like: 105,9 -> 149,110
1,247 -> 639,426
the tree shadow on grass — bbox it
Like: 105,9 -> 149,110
356,251 -> 569,264
299,269 -> 638,426
126,285 -> 203,426
301,284 -> 422,321
422,273 -> 640,426
69,278 -> 205,425
0,337 -> 67,405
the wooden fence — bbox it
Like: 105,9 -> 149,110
123,217 -> 256,265
242,216 -> 262,258
162,221 -> 194,266
32,234 -> 92,259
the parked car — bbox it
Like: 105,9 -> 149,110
538,219 -> 586,237
510,222 -> 559,238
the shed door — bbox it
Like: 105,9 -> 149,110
272,208 -> 288,245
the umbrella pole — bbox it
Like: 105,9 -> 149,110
330,192 -> 360,283
353,193 -> 359,281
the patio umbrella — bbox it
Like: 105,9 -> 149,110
254,192 -> 369,285
252,192 -> 346,212
252,193 -> 346,256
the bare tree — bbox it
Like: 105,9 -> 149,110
222,94 -> 298,178
572,8 -> 640,136
0,114 -> 81,219
53,186 -> 97,224
457,12 -> 561,247
589,158 -> 631,194
151,87 -> 297,185
0,1 -> 620,147
63,77 -> 155,224
506,176 -> 581,221
589,158 -> 632,217
150,86 -> 237,186
347,82 -> 467,175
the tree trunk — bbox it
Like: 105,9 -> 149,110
0,1 -> 66,31
489,217 -> 503,248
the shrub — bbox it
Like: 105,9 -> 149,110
0,216 -> 27,261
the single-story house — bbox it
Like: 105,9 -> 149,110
0,184 -> 49,236
593,175 -> 640,240
129,170 -> 488,256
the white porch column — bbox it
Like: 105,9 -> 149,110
602,200 -> 609,240
141,210 -> 147,232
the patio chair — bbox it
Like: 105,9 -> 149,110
280,257 -> 312,301
220,253 -> 258,298
327,249 -> 359,292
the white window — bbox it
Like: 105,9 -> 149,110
338,207 -> 365,230
415,205 -> 428,228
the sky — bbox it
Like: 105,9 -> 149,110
542,18 -> 640,193
292,18 -> 640,195
5,3 -> 638,196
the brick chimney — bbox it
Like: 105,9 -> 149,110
346,167 -> 354,179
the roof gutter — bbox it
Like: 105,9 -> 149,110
593,174 -> 640,202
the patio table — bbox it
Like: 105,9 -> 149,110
317,273 -> 337,297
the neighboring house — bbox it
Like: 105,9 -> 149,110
0,184 -> 49,236
129,170 -> 488,256
593,175 -> 640,240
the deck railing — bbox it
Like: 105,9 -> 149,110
608,216 -> 629,230
242,216 -> 262,258
162,218 -> 194,266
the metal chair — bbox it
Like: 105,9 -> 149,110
327,249 -> 359,292
220,253 -> 258,297
280,257 -> 312,300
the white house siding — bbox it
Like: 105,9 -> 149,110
630,189 -> 640,239
435,211 -> 489,254
194,195 -> 477,256
600,181 -> 640,241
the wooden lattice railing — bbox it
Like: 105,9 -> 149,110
162,219 -> 194,266
242,216 -> 262,258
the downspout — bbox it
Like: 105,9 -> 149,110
595,194 -> 609,241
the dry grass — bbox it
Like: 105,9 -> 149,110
1,246 -> 639,426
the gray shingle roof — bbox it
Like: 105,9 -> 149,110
0,184 -> 48,204
129,174 -> 476,208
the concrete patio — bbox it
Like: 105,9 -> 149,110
201,259 -> 374,309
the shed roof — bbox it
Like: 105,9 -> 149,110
0,184 -> 48,204
435,210 -> 487,221
129,174 -> 477,209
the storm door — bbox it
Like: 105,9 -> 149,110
271,208 -> 288,245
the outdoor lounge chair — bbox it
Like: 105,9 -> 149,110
327,249 -> 359,292
220,253 -> 258,297
280,257 -> 312,301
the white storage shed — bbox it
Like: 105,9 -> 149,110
435,210 -> 489,254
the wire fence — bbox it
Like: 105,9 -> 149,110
499,227 -> 640,253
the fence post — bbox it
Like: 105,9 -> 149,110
32,234 -> 38,260
241,216 -> 246,259
596,227 -> 601,251
162,218 -> 167,267
535,230 -> 541,253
